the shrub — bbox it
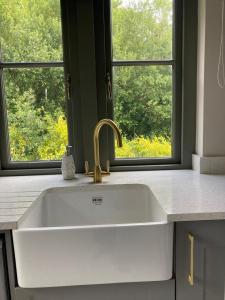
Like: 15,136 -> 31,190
115,136 -> 171,158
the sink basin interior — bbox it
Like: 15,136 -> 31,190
19,184 -> 167,228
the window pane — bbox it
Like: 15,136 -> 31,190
4,67 -> 68,161
113,65 -> 172,158
112,0 -> 173,61
0,0 -> 63,62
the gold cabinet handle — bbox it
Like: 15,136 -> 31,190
188,233 -> 194,286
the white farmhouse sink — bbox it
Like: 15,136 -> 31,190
13,184 -> 173,288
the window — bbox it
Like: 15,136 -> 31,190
96,0 -> 196,169
0,0 -> 197,173
108,0 -> 180,165
0,0 -> 67,169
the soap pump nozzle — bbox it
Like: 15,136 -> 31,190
66,145 -> 72,156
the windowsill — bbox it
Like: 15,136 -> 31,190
0,163 -> 190,176
0,168 -> 62,176
110,163 -> 189,172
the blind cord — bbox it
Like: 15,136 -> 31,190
217,0 -> 225,88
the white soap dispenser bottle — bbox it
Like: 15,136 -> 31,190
61,145 -> 76,180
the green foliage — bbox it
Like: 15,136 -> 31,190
37,116 -> 68,160
115,136 -> 171,158
0,0 -> 62,62
113,65 -> 172,139
10,113 -> 67,161
112,0 -> 172,60
112,0 -> 173,141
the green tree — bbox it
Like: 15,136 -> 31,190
112,0 -> 173,144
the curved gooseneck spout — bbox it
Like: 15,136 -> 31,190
93,119 -> 122,183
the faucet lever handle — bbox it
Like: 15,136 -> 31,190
106,160 -> 110,173
84,160 -> 89,175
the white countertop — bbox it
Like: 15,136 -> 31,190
1,170 -> 225,230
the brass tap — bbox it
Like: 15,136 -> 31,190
85,119 -> 123,183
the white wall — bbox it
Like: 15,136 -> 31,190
196,0 -> 225,157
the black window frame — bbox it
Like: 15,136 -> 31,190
0,0 -> 197,175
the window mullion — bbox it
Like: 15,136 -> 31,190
0,68 -> 11,168
68,0 -> 99,172
112,60 -> 175,67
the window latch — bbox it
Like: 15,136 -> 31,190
106,72 -> 112,102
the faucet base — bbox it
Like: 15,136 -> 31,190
84,160 -> 110,181
85,170 -> 110,177
94,165 -> 103,183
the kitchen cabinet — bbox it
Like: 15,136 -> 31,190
0,237 -> 9,300
176,221 -> 225,300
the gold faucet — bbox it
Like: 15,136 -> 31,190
85,119 -> 122,183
